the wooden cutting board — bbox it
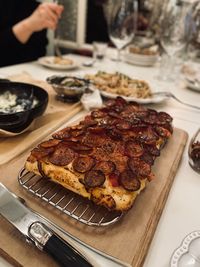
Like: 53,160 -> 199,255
0,73 -> 82,165
0,127 -> 188,267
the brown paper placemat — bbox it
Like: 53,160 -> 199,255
0,72 -> 82,165
0,127 -> 188,267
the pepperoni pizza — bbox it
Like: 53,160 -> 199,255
25,97 -> 173,211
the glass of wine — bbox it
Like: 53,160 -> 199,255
158,0 -> 192,81
108,0 -> 138,61
188,128 -> 200,174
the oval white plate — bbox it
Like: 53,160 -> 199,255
99,90 -> 168,104
123,53 -> 158,67
38,56 -> 79,70
185,80 -> 200,93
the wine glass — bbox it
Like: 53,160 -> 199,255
188,128 -> 200,174
158,0 -> 192,81
108,0 -> 138,61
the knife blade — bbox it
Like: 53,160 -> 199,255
0,183 -> 93,267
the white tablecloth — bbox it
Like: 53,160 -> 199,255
0,54 -> 199,267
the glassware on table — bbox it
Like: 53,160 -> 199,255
188,128 -> 200,174
158,0 -> 193,81
92,41 -> 108,63
108,0 -> 138,61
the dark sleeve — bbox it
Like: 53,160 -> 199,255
0,0 -> 48,67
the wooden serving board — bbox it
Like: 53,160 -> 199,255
0,73 -> 82,165
0,128 -> 188,267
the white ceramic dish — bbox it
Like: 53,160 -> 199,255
170,231 -> 200,267
123,52 -> 158,67
185,79 -> 200,93
38,56 -> 79,70
99,89 -> 168,104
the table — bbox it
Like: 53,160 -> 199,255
0,54 -> 199,267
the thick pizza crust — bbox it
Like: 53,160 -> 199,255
25,160 -> 146,211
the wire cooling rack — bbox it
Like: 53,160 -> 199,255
18,168 -> 123,227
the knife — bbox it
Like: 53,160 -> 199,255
0,183 -> 93,267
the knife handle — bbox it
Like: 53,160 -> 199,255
43,234 -> 93,267
28,222 -> 93,267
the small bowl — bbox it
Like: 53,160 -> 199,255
0,81 -> 48,132
47,75 -> 89,102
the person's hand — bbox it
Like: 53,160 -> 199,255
27,2 -> 64,32
12,2 -> 64,43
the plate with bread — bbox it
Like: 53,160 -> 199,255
38,56 -> 79,70
123,45 -> 159,67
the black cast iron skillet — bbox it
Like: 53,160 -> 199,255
0,80 -> 48,132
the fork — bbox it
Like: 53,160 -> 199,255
53,0 -> 63,59
152,91 -> 200,111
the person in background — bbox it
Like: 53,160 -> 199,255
0,0 -> 63,67
86,0 -> 109,43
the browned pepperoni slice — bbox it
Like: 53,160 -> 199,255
145,145 -> 160,156
39,139 -> 61,148
52,128 -> 71,140
141,153 -> 154,165
138,128 -> 158,144
116,120 -> 132,130
88,126 -> 106,134
81,115 -> 98,127
94,160 -> 116,174
125,140 -> 143,158
115,96 -> 127,107
128,158 -> 151,177
154,126 -> 172,138
157,112 -> 173,125
82,133 -> 107,147
84,170 -> 105,188
31,147 -> 54,160
107,128 -> 122,140
73,156 -> 95,173
48,144 -> 75,166
91,110 -> 106,118
143,114 -> 158,125
70,129 -> 84,138
106,97 -> 127,112
101,142 -> 115,153
119,170 -> 141,191
105,99 -> 117,107
108,111 -> 121,119
133,110 -> 148,119
62,141 -> 92,152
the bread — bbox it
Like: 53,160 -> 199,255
25,97 -> 173,211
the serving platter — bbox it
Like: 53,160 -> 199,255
185,79 -> 200,93
100,89 -> 168,104
0,127 -> 188,267
123,52 -> 158,67
38,56 -> 79,70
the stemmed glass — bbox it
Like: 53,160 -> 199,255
108,0 -> 138,62
158,0 -> 192,81
188,128 -> 200,174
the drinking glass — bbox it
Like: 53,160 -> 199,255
158,0 -> 192,81
188,128 -> 200,174
108,0 -> 138,61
